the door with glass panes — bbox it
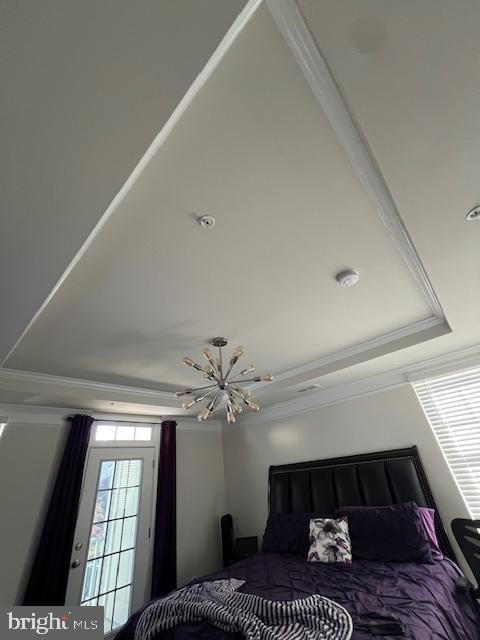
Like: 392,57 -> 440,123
66,447 -> 155,634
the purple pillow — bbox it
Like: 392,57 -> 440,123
337,504 -> 443,561
262,512 -> 330,556
417,507 -> 443,560
336,502 -> 433,563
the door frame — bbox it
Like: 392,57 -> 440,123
66,429 -> 159,635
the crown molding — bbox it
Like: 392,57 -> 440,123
250,315 -> 447,395
0,403 -> 72,425
0,367 -> 182,407
0,402 -> 221,431
3,345 -> 479,427
234,343 -> 480,425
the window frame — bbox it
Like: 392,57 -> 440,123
91,421 -> 159,449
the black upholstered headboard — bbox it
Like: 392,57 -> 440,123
269,446 -> 455,560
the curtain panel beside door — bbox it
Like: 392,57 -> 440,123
23,414 -> 93,605
151,420 -> 177,599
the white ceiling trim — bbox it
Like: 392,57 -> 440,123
0,367 -> 184,413
0,0 -> 263,369
265,0 -> 445,321
2,344 -> 480,426
249,314 -> 445,394
0,403 -> 73,425
0,402 -> 220,431
236,343 -> 480,424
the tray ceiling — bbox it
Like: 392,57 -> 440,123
5,5 -> 442,389
2,0 -> 480,417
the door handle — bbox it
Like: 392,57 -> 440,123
71,559 -> 81,569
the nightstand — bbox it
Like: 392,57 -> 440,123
235,536 -> 258,560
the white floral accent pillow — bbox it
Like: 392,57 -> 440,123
307,517 -> 352,563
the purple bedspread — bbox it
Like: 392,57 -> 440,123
117,552 -> 480,640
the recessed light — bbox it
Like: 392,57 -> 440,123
466,206 -> 480,221
336,269 -> 360,287
198,215 -> 216,228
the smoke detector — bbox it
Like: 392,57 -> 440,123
466,206 -> 480,221
198,215 -> 216,228
336,269 -> 360,287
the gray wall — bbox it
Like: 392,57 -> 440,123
0,421 -> 68,605
222,385 -> 471,561
0,417 -> 226,605
176,427 -> 226,586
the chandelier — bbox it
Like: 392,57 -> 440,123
175,337 -> 273,423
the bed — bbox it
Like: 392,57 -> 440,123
117,447 -> 480,640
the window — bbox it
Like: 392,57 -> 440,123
95,423 -> 152,442
413,366 -> 480,518
80,459 -> 142,630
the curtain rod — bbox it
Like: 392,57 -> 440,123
66,416 -> 177,426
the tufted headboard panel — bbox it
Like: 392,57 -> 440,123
268,446 -> 455,560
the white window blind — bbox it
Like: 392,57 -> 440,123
413,366 -> 480,518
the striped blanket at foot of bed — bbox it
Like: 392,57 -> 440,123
135,578 -> 353,640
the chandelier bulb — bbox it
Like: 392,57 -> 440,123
244,399 -> 260,411
182,399 -> 197,410
233,346 -> 245,358
183,357 -> 206,372
240,365 -> 255,375
261,374 -> 273,382
197,407 -> 211,422
202,367 -> 216,380
230,398 -> 243,414
233,387 -> 250,399
175,389 -> 193,397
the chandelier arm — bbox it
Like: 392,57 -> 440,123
189,383 -> 218,393
210,360 -> 222,381
218,346 -> 224,378
189,387 -> 218,406
208,389 -> 222,412
210,363 -> 221,380
229,374 -> 272,384
229,388 -> 249,401
199,387 -> 218,401
224,359 -> 238,381
227,390 -> 243,412
203,350 -> 222,379
226,397 -> 236,423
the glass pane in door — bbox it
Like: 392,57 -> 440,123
80,459 -> 142,633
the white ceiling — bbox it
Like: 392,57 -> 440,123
1,0 -> 480,417
0,0 -> 247,359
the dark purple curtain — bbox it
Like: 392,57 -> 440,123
23,414 -> 93,605
151,420 -> 177,598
